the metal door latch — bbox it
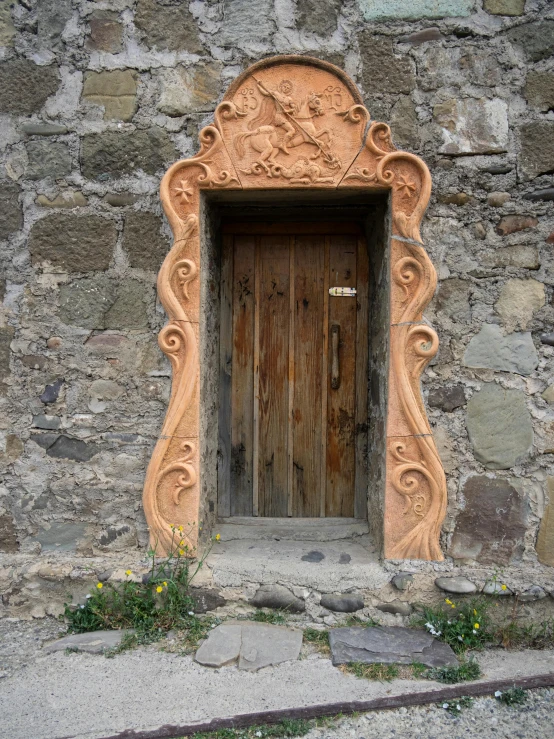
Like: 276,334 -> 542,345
329,287 -> 356,297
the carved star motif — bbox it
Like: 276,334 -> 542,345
395,175 -> 416,198
174,180 -> 193,203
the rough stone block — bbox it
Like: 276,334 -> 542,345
87,11 -> 124,53
0,0 -> 15,47
44,630 -> 135,654
506,20 -> 554,62
104,279 -> 151,330
519,121 -> 554,180
495,278 -> 545,331
32,414 -> 61,430
59,276 -> 150,330
0,60 -> 59,115
195,624 -> 242,667
191,587 -> 226,613
39,378 -> 63,404
157,64 -> 221,117
250,583 -> 305,613
26,140 -> 72,180
391,572 -> 413,591
434,97 -> 508,155
466,383 -> 532,469
320,594 -> 364,612
329,626 -> 458,667
20,123 -> 68,136
35,522 -> 86,552
358,0 -> 473,21
433,278 -> 470,322
390,96 -> 419,150
376,600 -> 412,616
484,0 -> 525,14
359,34 -> 415,95
0,182 -> 22,239
483,244 -> 539,270
45,435 -> 101,462
220,0 -> 275,47
123,213 -> 170,270
525,71 -> 554,112
435,577 -> 476,594
82,70 -> 138,121
135,0 -> 203,53
495,214 -> 538,236
543,385 -> 554,405
398,28 -> 444,44
450,476 -> 527,564
37,192 -> 88,209
463,324 -> 538,376
0,513 -> 18,552
0,325 -> 14,396
81,128 -> 177,180
297,0 -> 341,36
428,385 -> 466,412
37,0 -> 72,46
30,214 -> 116,272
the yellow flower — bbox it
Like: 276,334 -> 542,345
474,623 -> 480,629
179,549 -> 185,556
156,586 -> 163,593
473,609 -> 478,616
445,599 -> 452,605
178,525 -> 183,532
451,604 -> 455,609
215,533 -> 221,541
125,569 -> 132,576
163,581 -> 168,587
97,582 -> 103,589
501,584 -> 507,591
179,540 -> 185,547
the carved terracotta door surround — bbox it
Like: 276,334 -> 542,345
144,56 -> 447,561
221,222 -> 369,519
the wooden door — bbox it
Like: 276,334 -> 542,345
219,223 -> 369,518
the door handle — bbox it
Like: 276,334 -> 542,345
331,324 -> 340,390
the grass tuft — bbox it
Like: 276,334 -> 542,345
342,661 -> 399,681
189,718 -> 312,738
495,687 -> 528,706
251,609 -> 287,625
303,627 -> 330,654
426,658 -> 481,684
440,696 -> 474,715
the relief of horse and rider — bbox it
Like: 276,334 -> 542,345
233,79 -> 343,184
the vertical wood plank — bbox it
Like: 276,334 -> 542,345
230,235 -> 256,516
287,237 -> 295,517
355,235 -> 370,519
326,235 -> 357,517
293,234 -> 325,517
218,234 -> 233,517
320,239 -> 330,518
258,234 -> 290,517
252,238 -> 260,517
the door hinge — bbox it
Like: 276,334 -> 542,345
329,287 -> 356,297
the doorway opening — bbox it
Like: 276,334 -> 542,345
200,191 -> 390,545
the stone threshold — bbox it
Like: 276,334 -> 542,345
217,517 -> 370,541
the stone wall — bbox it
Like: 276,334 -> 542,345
1,0 -> 554,617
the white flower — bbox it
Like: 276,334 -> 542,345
211,624 -> 216,628
442,703 -> 449,709
188,611 -> 194,616
80,605 -> 85,609
256,733 -> 262,738
473,629 -> 477,634
85,594 -> 92,599
425,622 -> 433,629
456,705 -> 461,711
458,636 -> 463,641
495,690 -> 502,697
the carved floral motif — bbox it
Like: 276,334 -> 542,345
144,56 -> 447,561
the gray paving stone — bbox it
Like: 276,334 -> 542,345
250,584 -> 305,613
195,622 -> 302,671
44,629 -> 134,654
376,600 -> 413,616
329,626 -> 458,668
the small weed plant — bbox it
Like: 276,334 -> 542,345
344,614 -> 380,627
494,687 -> 528,706
63,525 -> 219,649
415,597 -> 494,653
189,718 -> 311,738
440,696 -> 474,715
426,658 -> 481,684
303,627 -> 330,654
344,662 -> 399,681
252,609 -> 287,625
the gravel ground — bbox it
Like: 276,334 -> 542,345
303,689 -> 554,739
0,616 -> 63,679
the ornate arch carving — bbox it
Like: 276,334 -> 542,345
143,56 -> 447,561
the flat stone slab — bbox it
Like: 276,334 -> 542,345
195,622 -> 302,671
44,629 -> 135,655
329,627 -> 458,668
